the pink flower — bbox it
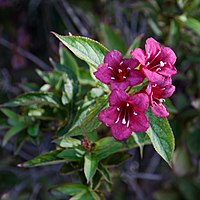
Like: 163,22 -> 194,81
145,80 -> 175,118
131,38 -> 177,84
99,89 -> 149,140
94,50 -> 144,90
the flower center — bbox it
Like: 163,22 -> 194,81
115,102 -> 137,127
145,50 -> 166,72
109,62 -> 131,82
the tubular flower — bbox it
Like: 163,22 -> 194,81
99,89 -> 149,140
94,50 -> 144,90
131,38 -> 177,84
145,81 -> 175,118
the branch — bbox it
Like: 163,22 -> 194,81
0,37 -> 51,71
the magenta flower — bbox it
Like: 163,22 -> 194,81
131,38 -> 177,84
94,50 -> 144,90
145,80 -> 175,118
99,89 -> 149,140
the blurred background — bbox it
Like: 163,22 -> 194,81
0,0 -> 200,199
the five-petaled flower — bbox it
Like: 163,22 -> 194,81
98,89 -> 149,140
94,50 -> 144,90
145,80 -> 175,118
131,38 -> 177,84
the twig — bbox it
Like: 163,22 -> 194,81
0,37 -> 51,71
60,0 -> 89,36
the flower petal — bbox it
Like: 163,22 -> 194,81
110,81 -> 129,90
151,102 -> 169,118
111,123 -> 132,140
161,85 -> 175,98
127,70 -> 144,86
162,47 -> 176,65
98,106 -> 118,126
129,93 -> 149,112
159,64 -> 177,77
108,89 -> 128,106
130,112 -> 149,132
131,48 -> 146,65
104,50 -> 122,67
142,67 -> 165,84
94,63 -> 111,84
145,38 -> 161,58
122,58 -> 139,69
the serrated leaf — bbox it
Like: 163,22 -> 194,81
93,137 -> 123,160
57,149 -> 85,161
146,110 -> 175,166
2,122 -> 27,146
19,150 -> 64,167
84,152 -> 98,183
65,95 -> 108,137
3,92 -> 61,107
52,32 -> 108,70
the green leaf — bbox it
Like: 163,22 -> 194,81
3,92 -> 61,107
2,122 -> 27,146
52,32 -> 108,69
55,137 -> 81,148
93,137 -> 123,160
148,18 -> 162,36
57,148 -> 85,161
19,150 -> 64,167
146,110 -> 175,166
84,152 -> 98,183
178,16 -> 200,36
59,162 -> 81,175
126,131 -> 151,149
92,170 -> 102,190
100,24 -> 126,54
55,64 -> 79,102
27,122 -> 40,137
59,44 -> 79,77
79,68 -> 95,86
51,183 -> 87,196
65,95 -> 108,137
132,132 -> 145,157
70,189 -> 101,200
98,163 -> 111,183
125,34 -> 144,57
0,108 -> 19,120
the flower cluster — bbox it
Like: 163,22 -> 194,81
94,38 -> 176,140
